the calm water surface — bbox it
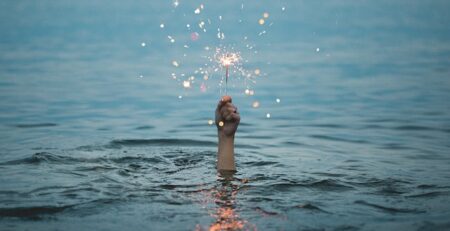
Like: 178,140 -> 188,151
1,1 -> 450,230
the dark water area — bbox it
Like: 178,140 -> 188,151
1,0 -> 450,230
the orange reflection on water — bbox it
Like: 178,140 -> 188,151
209,207 -> 245,231
195,172 -> 256,231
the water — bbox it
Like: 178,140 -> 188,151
1,0 -> 450,230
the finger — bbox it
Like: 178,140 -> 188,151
225,114 -> 233,121
217,95 -> 232,110
226,112 -> 240,121
216,96 -> 232,112
222,95 -> 232,103
217,96 -> 232,107
222,109 -> 232,120
231,113 -> 240,121
220,103 -> 235,115
222,108 -> 234,121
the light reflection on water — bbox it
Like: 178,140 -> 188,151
195,172 -> 255,231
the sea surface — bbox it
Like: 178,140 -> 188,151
1,1 -> 450,230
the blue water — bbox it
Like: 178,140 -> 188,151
1,1 -> 450,230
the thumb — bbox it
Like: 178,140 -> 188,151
221,95 -> 232,103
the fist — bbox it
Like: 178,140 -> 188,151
215,96 -> 240,137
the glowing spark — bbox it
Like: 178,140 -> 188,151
191,32 -> 199,41
254,69 -> 261,75
218,53 -> 240,67
172,61 -> 179,67
194,8 -> 200,14
263,12 -> 269,18
168,35 -> 175,43
316,48 -> 320,52
252,101 -> 260,108
266,113 -> 271,118
219,32 -> 225,39
276,98 -> 281,103
245,89 -> 250,95
178,95 -> 183,99
141,42 -> 146,47
258,19 -> 265,25
200,83 -> 207,92
282,7 -> 286,11
183,80 -> 191,88
160,23 -> 165,28
208,120 -> 213,125
199,21 -> 205,29
172,0 -> 179,7
139,75 -> 143,78
216,52 -> 241,94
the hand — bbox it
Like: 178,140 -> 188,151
215,96 -> 240,137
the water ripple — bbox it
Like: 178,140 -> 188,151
354,200 -> 425,214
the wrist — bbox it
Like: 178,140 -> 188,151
218,131 -> 235,141
217,131 -> 236,171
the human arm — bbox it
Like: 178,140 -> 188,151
215,96 -> 240,172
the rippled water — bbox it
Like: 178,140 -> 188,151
1,0 -> 450,230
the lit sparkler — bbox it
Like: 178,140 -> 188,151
217,51 -> 241,95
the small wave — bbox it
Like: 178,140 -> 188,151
173,155 -> 204,167
376,186 -> 406,195
159,184 -> 203,190
0,152 -> 76,165
108,139 -> 217,147
309,135 -> 369,144
292,203 -> 330,213
394,125 -> 433,131
242,161 -> 279,167
281,141 -> 306,146
406,191 -> 450,198
305,123 -> 346,128
311,172 -> 347,177
380,143 -> 412,150
135,125 -> 155,130
268,179 -> 353,191
0,205 -> 73,219
364,118 -> 411,123
417,184 -> 450,189
0,152 -> 168,166
354,200 -> 424,214
346,177 -> 409,188
13,123 -> 58,128
112,156 -> 167,164
254,206 -> 279,216
239,135 -> 273,139
306,179 -> 353,191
